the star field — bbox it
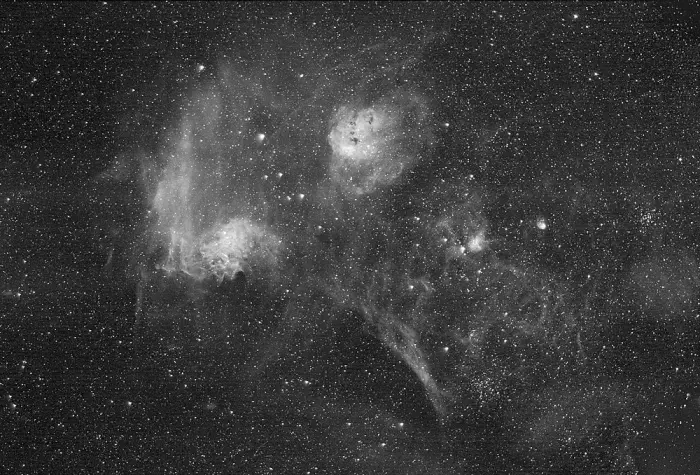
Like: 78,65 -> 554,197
2,2 -> 700,474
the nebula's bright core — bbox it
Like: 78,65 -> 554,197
328,90 -> 432,194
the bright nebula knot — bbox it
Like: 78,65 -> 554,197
162,218 -> 280,284
328,90 -> 433,195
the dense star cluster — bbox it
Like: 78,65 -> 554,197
2,2 -> 700,474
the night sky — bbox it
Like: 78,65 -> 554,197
2,2 -> 700,474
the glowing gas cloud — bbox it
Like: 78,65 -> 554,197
161,218 -> 281,284
128,36 -> 609,439
328,89 -> 434,195
92,8 -> 695,471
145,74 -> 287,289
134,50 -> 498,420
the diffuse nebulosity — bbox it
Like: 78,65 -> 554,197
112,27 -> 692,471
327,88 -> 433,195
133,38 -> 501,411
